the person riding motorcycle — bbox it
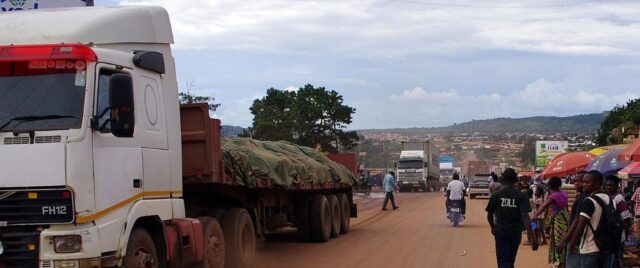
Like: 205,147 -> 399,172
446,173 -> 467,218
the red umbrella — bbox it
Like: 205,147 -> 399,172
620,140 -> 640,162
541,152 -> 596,179
618,162 -> 640,180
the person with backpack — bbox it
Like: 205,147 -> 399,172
604,175 -> 633,268
568,170 -> 620,268
533,176 -> 569,267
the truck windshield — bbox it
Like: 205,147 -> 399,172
0,61 -> 85,132
398,160 -> 423,169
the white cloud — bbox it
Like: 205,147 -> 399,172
354,79 -> 639,129
390,87 -> 459,101
116,0 -> 640,57
109,0 -> 640,128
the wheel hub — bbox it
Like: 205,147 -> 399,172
135,249 -> 156,268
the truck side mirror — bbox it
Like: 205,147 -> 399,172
109,73 -> 135,137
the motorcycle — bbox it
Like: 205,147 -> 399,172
354,180 -> 372,195
447,199 -> 465,227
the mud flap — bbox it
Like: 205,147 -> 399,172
350,203 -> 358,218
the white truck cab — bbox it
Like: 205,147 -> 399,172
0,6 -> 184,267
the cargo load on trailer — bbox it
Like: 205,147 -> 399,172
221,138 -> 358,188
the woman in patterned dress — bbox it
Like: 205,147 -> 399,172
533,176 -> 569,268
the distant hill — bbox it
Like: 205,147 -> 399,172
222,125 -> 245,137
360,113 -> 606,134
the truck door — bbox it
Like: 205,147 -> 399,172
92,64 -> 143,223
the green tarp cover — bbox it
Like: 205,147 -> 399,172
221,138 -> 357,189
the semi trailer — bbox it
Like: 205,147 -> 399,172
0,6 -> 356,268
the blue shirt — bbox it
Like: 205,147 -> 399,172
383,174 -> 396,193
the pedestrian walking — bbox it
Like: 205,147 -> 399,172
382,171 -> 399,211
558,171 -> 587,268
604,175 -> 633,268
533,176 -> 569,267
489,173 -> 502,196
486,168 -> 539,268
567,170 -> 613,268
533,187 -> 547,245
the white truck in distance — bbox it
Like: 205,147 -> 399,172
396,141 -> 440,192
0,6 -> 356,268
397,151 -> 428,192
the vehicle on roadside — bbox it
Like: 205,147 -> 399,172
467,174 -> 491,199
0,6 -> 357,268
354,177 -> 372,195
447,200 -> 465,227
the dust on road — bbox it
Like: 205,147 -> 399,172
256,192 -> 550,268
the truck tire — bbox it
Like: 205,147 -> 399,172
122,228 -> 159,268
338,193 -> 350,234
327,195 -> 341,238
198,217 -> 225,268
295,198 -> 312,242
310,195 -> 331,242
206,209 -> 227,223
222,209 -> 256,268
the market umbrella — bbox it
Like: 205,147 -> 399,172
586,149 -> 630,176
541,152 -> 596,179
620,139 -> 640,162
589,148 -> 608,156
618,162 -> 640,180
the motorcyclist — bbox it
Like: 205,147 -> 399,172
446,173 -> 467,218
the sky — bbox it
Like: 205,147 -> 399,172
97,0 -> 640,129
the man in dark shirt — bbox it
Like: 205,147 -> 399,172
486,168 -> 538,268
558,171 -> 586,268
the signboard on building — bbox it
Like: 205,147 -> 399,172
535,140 -> 569,168
1,0 -> 91,12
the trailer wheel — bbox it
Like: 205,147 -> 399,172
295,198 -> 312,242
338,193 -> 350,234
310,195 -> 331,242
222,209 -> 255,268
327,195 -> 341,238
122,228 -> 159,268
197,217 -> 225,268
206,209 -> 227,223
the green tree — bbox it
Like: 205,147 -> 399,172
178,80 -> 221,112
596,99 -> 640,145
245,84 -> 358,153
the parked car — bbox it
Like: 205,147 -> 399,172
467,175 -> 490,199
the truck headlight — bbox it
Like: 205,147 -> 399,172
54,235 -> 82,253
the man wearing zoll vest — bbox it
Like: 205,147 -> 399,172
486,168 -> 538,268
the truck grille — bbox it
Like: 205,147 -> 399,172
398,174 -> 422,181
0,227 -> 40,268
0,189 -> 74,226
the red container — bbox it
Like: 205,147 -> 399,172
180,104 -> 225,184
326,153 -> 358,175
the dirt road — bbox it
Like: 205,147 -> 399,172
256,192 -> 549,268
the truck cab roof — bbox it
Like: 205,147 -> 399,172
0,6 -> 173,46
